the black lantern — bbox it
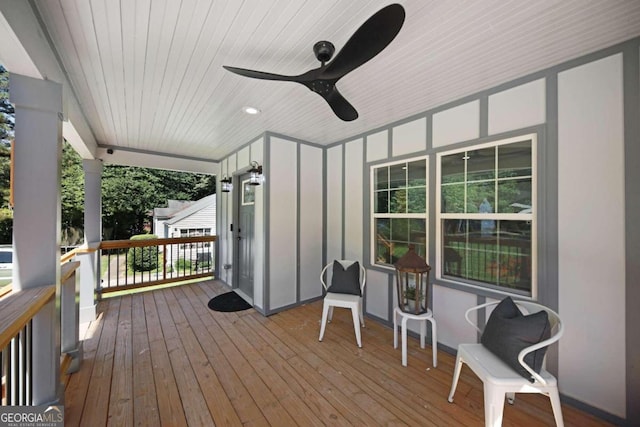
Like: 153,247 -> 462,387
394,245 -> 431,314
248,161 -> 263,185
220,175 -> 233,192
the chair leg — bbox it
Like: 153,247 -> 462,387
358,299 -> 365,327
393,309 -> 399,349
548,388 -> 565,427
484,383 -> 505,427
328,306 -> 334,322
319,303 -> 330,342
351,306 -> 362,348
447,354 -> 463,403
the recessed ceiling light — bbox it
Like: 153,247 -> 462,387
243,106 -> 261,115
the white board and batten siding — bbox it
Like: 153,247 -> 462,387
267,136 -> 323,311
268,137 -> 298,309
299,144 -> 323,302
557,53 -> 626,417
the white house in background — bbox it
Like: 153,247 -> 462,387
153,194 -> 217,271
165,194 -> 217,239
152,195 -> 216,239
152,199 -> 193,238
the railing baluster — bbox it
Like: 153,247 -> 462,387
18,327 -> 24,405
1,346 -> 6,405
10,336 -> 16,404
96,235 -> 216,294
26,321 -> 32,405
163,244 -> 167,281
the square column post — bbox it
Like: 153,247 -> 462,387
79,159 -> 102,323
10,73 -> 63,405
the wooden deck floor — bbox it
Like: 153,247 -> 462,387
64,280 -> 610,426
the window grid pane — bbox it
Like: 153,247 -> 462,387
439,138 -> 534,294
372,157 -> 428,267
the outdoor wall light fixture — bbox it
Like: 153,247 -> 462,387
248,161 -> 263,185
220,175 -> 233,192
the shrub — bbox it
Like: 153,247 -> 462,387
0,208 -> 13,244
174,258 -> 192,272
128,234 -> 158,272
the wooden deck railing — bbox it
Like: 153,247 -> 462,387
0,256 -> 81,406
98,235 -> 217,296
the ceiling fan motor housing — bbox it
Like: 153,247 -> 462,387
313,41 -> 335,63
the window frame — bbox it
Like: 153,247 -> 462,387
178,227 -> 212,248
370,155 -> 429,270
435,133 -> 538,297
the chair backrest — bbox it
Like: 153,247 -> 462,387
320,260 -> 366,294
464,300 -> 563,384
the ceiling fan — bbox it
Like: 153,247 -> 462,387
223,3 -> 406,121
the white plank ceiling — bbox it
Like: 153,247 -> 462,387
33,0 -> 640,161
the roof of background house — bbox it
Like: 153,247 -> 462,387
152,200 -> 194,219
166,194 -> 216,225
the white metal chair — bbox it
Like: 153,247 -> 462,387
447,300 -> 565,427
318,260 -> 366,347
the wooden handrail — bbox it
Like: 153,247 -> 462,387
0,285 -> 11,299
0,285 -> 55,349
60,245 -> 99,263
100,235 -> 216,250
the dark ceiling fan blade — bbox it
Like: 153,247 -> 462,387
223,65 -> 298,82
323,87 -> 358,121
323,4 -> 405,79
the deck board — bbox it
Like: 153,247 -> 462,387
178,285 -> 268,426
142,291 -> 188,426
108,293 -> 133,427
131,293 -> 161,427
65,280 -> 612,427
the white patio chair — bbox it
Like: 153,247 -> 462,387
447,300 -> 564,427
318,260 -> 366,347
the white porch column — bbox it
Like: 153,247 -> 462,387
79,159 -> 102,323
10,73 -> 62,405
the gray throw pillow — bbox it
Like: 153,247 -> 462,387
327,261 -> 361,296
480,297 -> 551,382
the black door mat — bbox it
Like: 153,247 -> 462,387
207,291 -> 252,312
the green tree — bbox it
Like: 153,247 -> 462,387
61,141 -> 85,244
0,64 -> 13,242
101,165 -> 215,240
0,64 -> 14,146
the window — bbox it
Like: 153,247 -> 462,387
437,135 -> 535,295
178,228 -> 212,248
371,157 -> 428,267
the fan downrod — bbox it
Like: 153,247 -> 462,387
313,41 -> 335,65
